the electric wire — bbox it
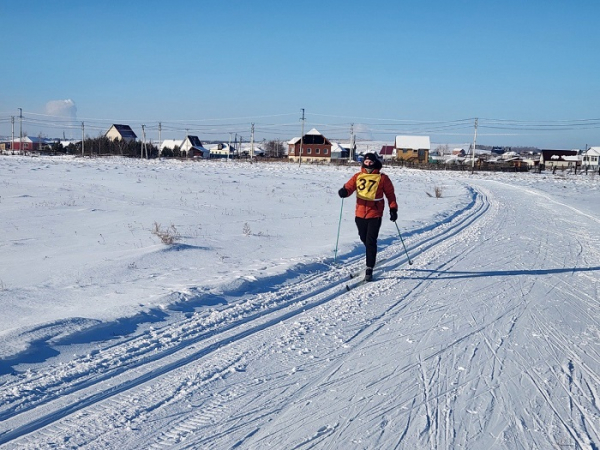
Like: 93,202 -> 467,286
2,111 -> 597,145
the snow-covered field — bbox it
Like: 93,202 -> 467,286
1,155 -> 599,449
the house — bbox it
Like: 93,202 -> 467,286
7,136 -> 48,151
428,145 -> 447,164
105,124 -> 137,142
486,151 -> 528,170
288,128 -> 332,163
330,142 -> 350,160
160,139 -> 183,153
521,155 -> 540,170
60,139 -> 80,148
582,147 -> 600,169
209,143 -> 235,159
491,146 -> 509,155
379,145 -> 396,160
238,143 -> 265,158
395,135 -> 430,163
161,136 -> 210,158
540,149 -> 579,171
180,135 -> 210,158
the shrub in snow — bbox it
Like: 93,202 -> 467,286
151,222 -> 181,245
426,186 -> 443,198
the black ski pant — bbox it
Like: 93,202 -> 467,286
355,217 -> 382,269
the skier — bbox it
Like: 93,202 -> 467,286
338,153 -> 398,281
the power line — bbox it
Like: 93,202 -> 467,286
2,110 -> 598,146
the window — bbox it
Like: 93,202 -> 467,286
324,149 -> 328,154
316,148 -> 320,154
307,148 -> 311,154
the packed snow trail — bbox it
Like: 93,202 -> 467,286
1,179 -> 600,449
229,180 -> 600,450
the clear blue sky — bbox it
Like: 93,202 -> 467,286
1,0 -> 599,148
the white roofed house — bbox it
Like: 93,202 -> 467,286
582,147 -> 600,172
395,135 -> 430,163
287,128 -> 332,163
209,143 -> 235,159
287,137 -> 301,159
330,142 -> 350,161
160,139 -> 182,150
238,143 -> 265,158
161,136 -> 210,158
160,139 -> 183,157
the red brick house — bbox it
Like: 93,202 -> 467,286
9,136 -> 47,151
288,128 -> 332,163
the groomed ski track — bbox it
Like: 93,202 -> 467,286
1,179 -> 599,449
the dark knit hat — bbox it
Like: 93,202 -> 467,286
362,153 -> 382,170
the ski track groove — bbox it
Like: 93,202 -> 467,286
2,180 -> 600,449
237,186 -> 493,449
0,185 -> 486,447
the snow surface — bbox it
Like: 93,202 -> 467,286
1,155 -> 599,449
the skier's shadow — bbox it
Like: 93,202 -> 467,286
403,266 -> 600,280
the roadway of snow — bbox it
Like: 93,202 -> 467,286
0,156 -> 599,449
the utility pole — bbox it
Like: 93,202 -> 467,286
228,132 -> 232,162
158,122 -> 162,156
185,129 -> 189,158
299,108 -> 305,166
471,118 -> 478,174
81,122 -> 85,156
11,116 -> 14,151
349,123 -> 354,162
18,108 -> 22,153
141,125 -> 147,159
250,123 -> 255,161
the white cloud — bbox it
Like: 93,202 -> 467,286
45,99 -> 77,119
45,99 -> 78,139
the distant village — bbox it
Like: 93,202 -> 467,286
1,123 -> 599,174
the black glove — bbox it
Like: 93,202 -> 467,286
390,208 -> 398,222
338,187 -> 349,198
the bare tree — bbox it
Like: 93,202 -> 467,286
264,139 -> 285,158
435,144 -> 449,156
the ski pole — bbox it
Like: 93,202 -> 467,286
333,198 -> 344,263
394,221 -> 413,265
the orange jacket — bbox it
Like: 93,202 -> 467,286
343,168 -> 398,219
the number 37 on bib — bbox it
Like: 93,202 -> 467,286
355,173 -> 382,201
